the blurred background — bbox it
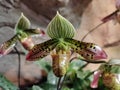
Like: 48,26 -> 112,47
0,0 -> 120,89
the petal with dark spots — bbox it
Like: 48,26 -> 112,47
26,39 -> 57,61
87,45 -> 108,60
64,38 -> 107,60
0,35 -> 18,57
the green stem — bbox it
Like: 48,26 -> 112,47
79,62 -> 89,70
57,77 -> 62,90
81,22 -> 104,41
59,74 -> 67,90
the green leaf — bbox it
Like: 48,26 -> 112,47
47,71 -> 57,85
76,70 -> 91,79
99,59 -> 120,74
35,59 -> 52,72
67,60 -> 87,81
68,60 -> 87,71
40,82 -> 56,90
62,87 -> 70,90
15,13 -> 30,32
32,85 -> 44,90
47,12 -> 75,38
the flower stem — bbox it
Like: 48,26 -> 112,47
59,74 -> 67,90
57,77 -> 62,90
81,22 -> 104,41
14,46 -> 21,90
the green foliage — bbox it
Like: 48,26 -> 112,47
34,59 -> 52,72
110,65 -> 120,73
99,59 -> 120,74
32,85 -> 44,90
34,59 -> 57,90
0,73 -> 18,90
64,60 -> 92,90
32,59 -> 113,90
0,59 -> 110,90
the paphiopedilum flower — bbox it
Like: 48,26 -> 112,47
101,0 -> 120,24
0,13 -> 44,56
91,60 -> 120,90
26,12 -> 107,77
101,10 -> 119,23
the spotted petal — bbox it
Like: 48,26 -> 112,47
64,38 -> 107,61
0,35 -> 18,57
26,39 -> 58,61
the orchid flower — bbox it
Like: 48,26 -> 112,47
26,12 -> 107,77
82,1 -> 120,41
101,10 -> 119,23
0,13 -> 44,57
101,0 -> 120,24
91,59 -> 120,90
